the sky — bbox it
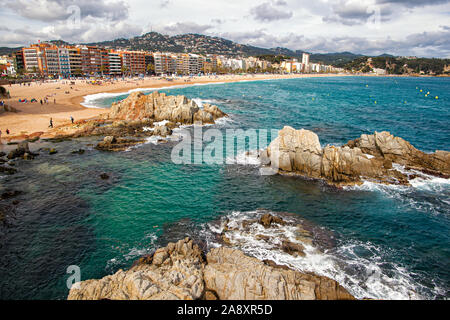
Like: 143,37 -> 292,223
0,0 -> 449,57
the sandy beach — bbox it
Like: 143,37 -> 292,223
0,73 -> 344,141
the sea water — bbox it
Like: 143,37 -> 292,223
0,76 -> 448,300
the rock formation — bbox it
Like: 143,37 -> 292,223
53,92 -> 226,151
107,91 -> 226,125
68,237 -> 354,300
68,238 -> 205,300
204,247 -> 353,300
262,126 -> 450,186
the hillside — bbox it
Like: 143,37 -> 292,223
342,56 -> 450,75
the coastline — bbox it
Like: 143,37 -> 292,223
0,73 -> 345,141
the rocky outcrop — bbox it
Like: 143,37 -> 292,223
68,237 -> 354,300
204,247 -> 353,300
95,136 -> 146,152
263,126 -> 450,186
55,92 -> 226,152
68,238 -> 205,300
107,91 -> 226,125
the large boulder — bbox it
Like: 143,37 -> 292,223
108,91 -> 226,125
68,238 -> 205,300
7,141 -> 30,160
265,127 -> 450,186
204,247 -> 354,300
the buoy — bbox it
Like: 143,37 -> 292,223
420,89 -> 423,92
427,92 -> 430,95
374,101 -> 377,104
435,96 -> 439,99
366,85 -> 368,87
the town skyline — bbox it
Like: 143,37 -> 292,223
0,0 -> 449,58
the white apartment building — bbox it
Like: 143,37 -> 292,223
108,52 -> 122,75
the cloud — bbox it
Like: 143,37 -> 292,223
323,0 -> 394,26
2,0 -> 129,22
250,1 -> 293,22
376,0 -> 450,7
0,16 -> 142,46
154,22 -> 213,36
159,0 -> 171,8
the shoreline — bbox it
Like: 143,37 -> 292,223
0,73 -> 345,141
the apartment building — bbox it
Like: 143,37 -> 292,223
22,47 -> 41,74
108,51 -> 122,75
68,47 -> 82,75
80,46 -> 109,75
153,52 -> 177,75
119,51 -> 146,75
58,47 -> 71,76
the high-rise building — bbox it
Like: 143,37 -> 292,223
58,47 -> 71,77
68,47 -> 82,76
108,51 -> 122,75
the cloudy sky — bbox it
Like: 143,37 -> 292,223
0,0 -> 449,57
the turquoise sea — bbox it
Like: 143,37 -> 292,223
0,76 -> 449,300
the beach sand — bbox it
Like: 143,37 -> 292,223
0,73 -> 343,141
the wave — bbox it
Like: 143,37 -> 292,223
345,164 -> 450,215
200,210 -> 440,300
226,149 -> 261,166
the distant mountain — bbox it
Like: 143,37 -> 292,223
0,47 -> 21,56
0,32 -> 399,67
88,32 -> 276,57
309,52 -> 365,66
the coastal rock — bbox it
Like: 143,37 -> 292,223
0,165 -> 17,175
153,125 -> 172,137
265,127 -> 450,186
95,137 -> 146,152
68,238 -> 205,300
259,213 -> 286,228
7,141 -> 30,160
346,131 -> 450,175
204,247 -> 354,300
107,91 -> 226,125
68,236 -> 354,301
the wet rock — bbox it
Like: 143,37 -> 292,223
0,165 -> 17,175
100,173 -> 110,180
96,137 -> 146,152
103,136 -> 117,144
71,149 -> 85,155
259,213 -> 286,228
153,125 -> 172,137
1,190 -> 22,200
281,240 -> 306,257
7,141 -> 30,159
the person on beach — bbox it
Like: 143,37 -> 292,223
70,116 -> 74,124
54,98 -> 56,104
6,129 -> 9,135
49,118 -> 53,128
40,99 -> 43,105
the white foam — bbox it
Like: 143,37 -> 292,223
226,150 -> 261,166
200,210 -> 434,300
